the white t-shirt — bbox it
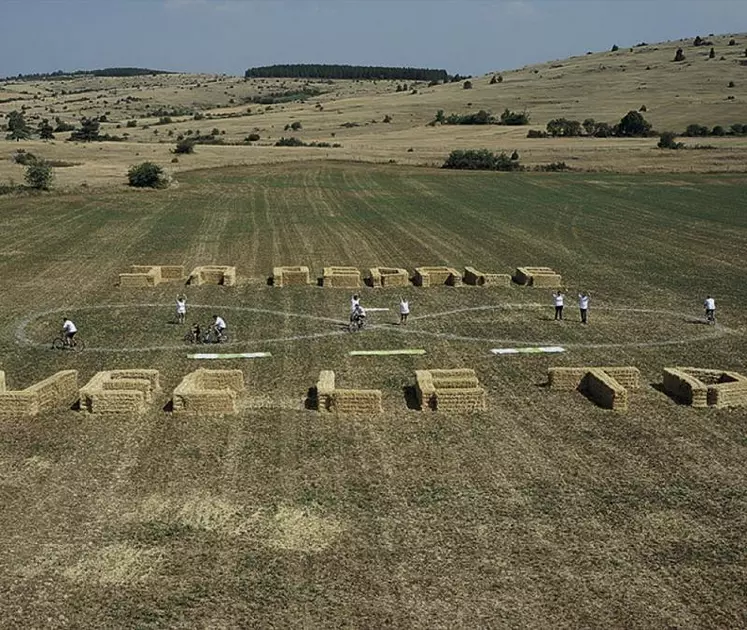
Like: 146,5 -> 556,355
351,296 -> 360,313
400,300 -> 410,315
704,297 -> 716,310
355,306 -> 366,317
578,295 -> 589,310
176,298 -> 186,314
62,320 -> 77,334
214,316 -> 226,329
554,293 -> 564,307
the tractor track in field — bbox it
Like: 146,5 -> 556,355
15,302 -> 737,354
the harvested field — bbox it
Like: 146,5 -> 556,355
0,163 -> 746,628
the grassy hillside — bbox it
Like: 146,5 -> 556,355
0,163 -> 746,627
1,33 -> 747,187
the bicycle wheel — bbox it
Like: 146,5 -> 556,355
52,337 -> 65,350
72,337 -> 85,351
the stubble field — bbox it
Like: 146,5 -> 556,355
0,162 -> 746,627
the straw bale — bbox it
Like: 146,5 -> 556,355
188,266 -> 237,286
172,369 -> 244,415
158,265 -> 185,281
273,266 -> 310,287
368,267 -> 409,288
463,266 -> 511,287
0,370 -> 79,416
416,368 -> 485,411
549,366 -> 640,391
0,371 -> 5,392
662,368 -> 708,407
119,265 -> 184,287
581,369 -> 628,411
414,266 -> 462,287
119,270 -> 159,288
315,370 -> 381,414
80,369 -> 160,414
322,266 -> 361,288
514,266 -> 562,288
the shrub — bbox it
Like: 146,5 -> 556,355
126,119 -> 138,128
444,110 -> 495,125
194,112 -> 205,120
526,129 -> 548,138
12,149 -> 37,165
684,124 -> 709,137
463,80 -> 472,89
275,136 -> 305,147
730,123 -> 744,135
210,128 -> 220,136
611,44 -> 619,52
694,36 -> 704,47
500,108 -> 530,125
290,121 -> 302,131
69,117 -> 101,141
24,160 -> 54,190
729,39 -> 736,46
615,111 -> 652,137
535,161 -> 571,172
489,75 -> 498,84
658,131 -> 683,149
510,150 -> 519,160
246,133 -> 260,142
383,114 -> 392,123
728,81 -> 735,88
546,118 -> 582,137
711,125 -> 725,136
127,162 -> 167,188
639,104 -> 647,112
158,116 -> 172,125
442,149 -> 522,171
174,138 -> 195,154
709,47 -> 715,59
38,120 -> 55,140
54,117 -> 75,132
674,48 -> 685,62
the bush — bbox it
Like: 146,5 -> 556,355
126,119 -> 138,128
383,114 -> 392,123
658,131 -> 683,149
709,47 -> 715,59
193,112 -> 205,120
728,81 -> 735,88
526,129 -> 548,138
463,80 -> 472,89
729,39 -> 736,46
174,138 -> 195,154
611,44 -> 619,52
684,124 -> 709,137
535,161 -> 571,172
615,111 -> 652,137
24,161 -> 54,189
500,108 -> 530,125
711,125 -> 725,136
127,162 -> 167,188
730,123 -> 744,135
674,48 -> 685,62
275,137 -> 305,147
246,133 -> 260,142
546,118 -> 582,137
442,149 -> 522,171
445,110 -> 495,125
290,121 -> 302,131
12,150 -> 37,165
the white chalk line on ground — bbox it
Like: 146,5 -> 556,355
14,302 -> 736,353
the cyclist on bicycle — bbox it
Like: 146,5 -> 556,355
351,303 -> 366,329
61,317 -> 78,347
188,322 -> 201,344
212,314 -> 227,342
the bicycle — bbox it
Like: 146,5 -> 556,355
183,329 -> 202,344
202,327 -> 230,344
348,315 -> 366,333
705,310 -> 716,326
52,335 -> 86,351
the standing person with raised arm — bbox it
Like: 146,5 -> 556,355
578,291 -> 590,324
552,290 -> 565,321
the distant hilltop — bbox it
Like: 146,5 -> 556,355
244,63 -> 450,82
2,67 -> 175,82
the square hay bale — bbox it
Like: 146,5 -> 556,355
415,368 -> 485,411
414,266 -> 462,287
172,369 -> 244,415
323,266 -> 361,288
119,265 -> 161,288
548,366 -> 641,391
581,369 -> 628,411
158,265 -> 185,282
315,370 -> 381,414
368,267 -> 409,288
463,266 -> 511,287
663,367 -> 747,408
80,369 -> 160,414
0,370 -> 79,416
273,266 -> 310,287
0,371 -> 5,392
514,266 -> 562,288
188,266 -> 237,286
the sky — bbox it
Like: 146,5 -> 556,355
1,0 -> 746,78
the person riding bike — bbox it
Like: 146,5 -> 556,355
61,317 -> 78,347
351,303 -> 367,329
187,322 -> 201,344
212,314 -> 227,342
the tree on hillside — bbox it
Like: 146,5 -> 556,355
463,80 -> 473,89
128,162 -> 167,188
6,110 -> 30,141
69,117 -> 101,141
24,161 -> 54,189
615,111 -> 652,137
38,119 -> 55,140
674,48 -> 685,62
709,47 -> 715,59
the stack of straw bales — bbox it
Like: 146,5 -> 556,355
463,266 -> 512,287
0,370 -> 78,416
663,367 -> 747,408
273,266 -> 310,287
173,369 -> 245,414
80,369 -> 160,415
415,368 -> 486,412
316,370 -> 382,414
188,266 -> 236,286
118,265 -> 185,287
414,267 -> 463,287
368,267 -> 409,288
322,266 -> 361,288
513,266 -> 562,288
548,366 -> 640,411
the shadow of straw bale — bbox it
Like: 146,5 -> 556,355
403,385 -> 420,410
305,387 -> 319,410
266,276 -> 274,286
162,399 -> 174,413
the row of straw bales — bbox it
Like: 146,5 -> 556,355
80,370 -> 161,415
118,265 -> 185,287
513,266 -> 562,288
663,367 -> 747,408
549,366 -> 641,412
188,266 -> 236,286
315,370 -> 383,414
0,370 -> 79,416
172,368 -> 244,414
273,265 -> 539,288
415,368 -> 486,412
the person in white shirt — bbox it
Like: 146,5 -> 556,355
399,297 -> 410,325
212,314 -> 227,341
61,317 -> 78,347
552,291 -> 565,321
351,303 -> 366,328
175,294 -> 187,324
578,291 -> 590,324
704,295 -> 716,324
350,294 -> 360,313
